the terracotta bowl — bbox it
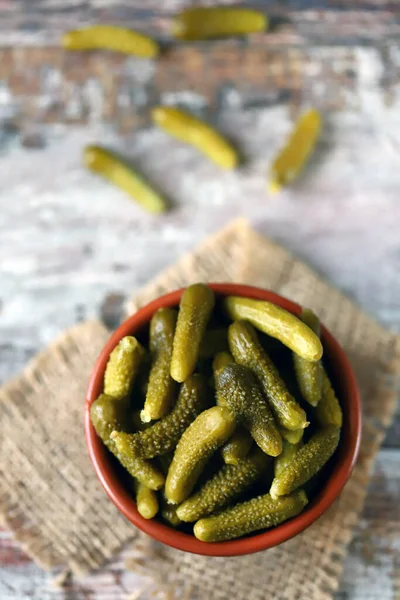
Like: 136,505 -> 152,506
85,284 -> 361,556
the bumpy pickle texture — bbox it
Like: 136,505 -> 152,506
90,394 -> 164,490
104,336 -> 145,399
171,284 -> 215,383
229,321 -> 308,431
134,481 -> 159,520
216,364 -> 282,457
194,490 -> 308,542
221,427 -> 253,465
316,371 -> 343,428
274,439 -> 303,478
165,406 -> 236,504
113,374 -> 209,460
293,308 -> 323,407
224,296 -> 323,361
270,426 -> 340,499
141,308 -> 178,422
177,448 -> 269,522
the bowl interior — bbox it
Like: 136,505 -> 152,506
85,283 -> 361,556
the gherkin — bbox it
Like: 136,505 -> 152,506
177,448 -> 269,522
104,336 -> 145,399
194,490 -> 308,542
228,320 -> 308,431
216,363 -> 282,457
293,308 -> 323,407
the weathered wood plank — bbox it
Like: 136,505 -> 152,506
1,449 -> 398,599
1,43 -> 399,137
0,0 -> 399,46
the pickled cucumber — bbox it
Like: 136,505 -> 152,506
221,427 -> 253,465
316,371 -> 343,428
157,454 -> 182,527
224,296 -> 323,362
274,439 -> 303,478
113,374 -> 209,460
141,308 -> 178,422
177,448 -> 269,522
216,364 -> 282,457
104,336 -> 145,399
270,425 -> 340,499
278,426 -> 304,445
199,328 -> 229,359
229,321 -> 308,431
213,351 -> 234,375
134,481 -> 159,520
84,146 -> 167,214
165,406 -> 236,504
151,107 -> 238,170
269,109 -> 322,194
194,489 -> 308,542
62,25 -> 159,58
171,284 -> 215,382
293,308 -> 323,406
90,394 -> 164,490
172,7 -> 267,41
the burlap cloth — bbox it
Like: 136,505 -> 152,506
1,219 -> 399,599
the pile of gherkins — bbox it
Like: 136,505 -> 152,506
91,284 -> 343,542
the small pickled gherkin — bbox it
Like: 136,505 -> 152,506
171,284 -> 215,383
134,481 -> 159,520
216,364 -> 282,457
213,351 -> 234,375
278,426 -> 304,445
177,448 -> 270,522
84,146 -> 167,214
152,107 -> 238,170
104,335 -> 145,400
316,371 -> 343,428
158,454 -> 182,527
268,109 -> 322,194
228,321 -> 308,431
141,308 -> 178,422
113,374 -> 209,460
224,296 -> 323,362
221,427 -> 253,465
270,425 -> 340,499
62,26 -> 159,58
172,7 -> 267,41
90,394 -> 164,490
274,439 -> 303,478
165,406 -> 236,504
293,308 -> 323,407
194,490 -> 308,542
199,328 -> 229,359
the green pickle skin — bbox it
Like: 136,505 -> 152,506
141,308 -> 178,422
165,406 -> 236,504
171,284 -> 215,383
216,364 -> 282,457
229,321 -> 308,431
224,296 -> 323,362
270,425 -> 340,499
278,426 -> 304,445
293,308 -> 323,407
113,374 -> 210,460
134,481 -> 159,520
104,336 -> 145,399
274,439 -> 303,478
90,394 -> 164,490
177,448 -> 269,522
194,490 -> 308,542
221,426 -> 253,465
316,371 -> 343,428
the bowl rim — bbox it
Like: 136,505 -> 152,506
85,283 -> 362,556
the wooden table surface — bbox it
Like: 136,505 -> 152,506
1,1 -> 399,598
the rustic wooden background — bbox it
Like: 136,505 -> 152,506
1,1 -> 399,598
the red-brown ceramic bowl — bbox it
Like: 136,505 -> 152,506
85,284 -> 361,556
